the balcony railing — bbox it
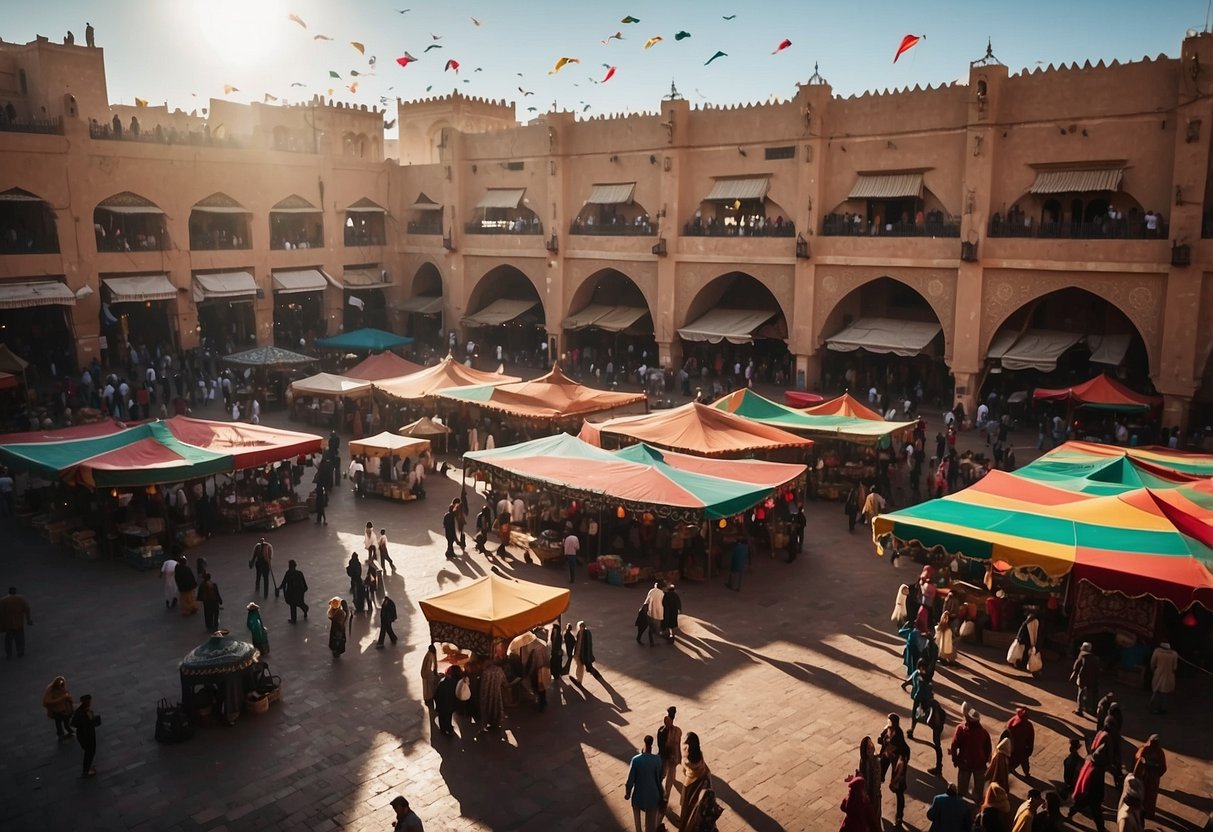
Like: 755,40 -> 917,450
823,215 -> 960,238
464,220 -> 543,235
569,221 -> 657,236
89,121 -> 245,149
988,217 -> 1166,240
407,221 -> 443,235
96,235 -> 169,252
344,232 -> 386,246
0,116 -> 63,135
682,221 -> 796,238
190,236 -> 251,251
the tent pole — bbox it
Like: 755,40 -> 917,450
707,519 -> 712,581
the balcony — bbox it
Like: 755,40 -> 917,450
570,220 -> 656,237
682,220 -> 795,238
823,214 -> 960,238
89,120 -> 245,149
988,216 -> 1165,240
0,116 -> 63,136
465,220 -> 543,235
407,221 -> 443,235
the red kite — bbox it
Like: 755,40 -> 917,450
396,53 -> 418,67
772,38 -> 791,55
445,59 -> 460,73
894,34 -> 923,63
601,65 -> 617,83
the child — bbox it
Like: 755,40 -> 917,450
1062,737 -> 1083,796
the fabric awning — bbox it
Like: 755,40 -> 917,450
563,304 -> 612,330
586,401 -> 812,457
1088,334 -> 1132,367
346,198 -> 386,213
346,351 -> 423,381
289,372 -> 373,398
847,173 -> 924,200
270,195 -> 320,214
1033,375 -> 1161,412
397,295 -> 443,314
420,574 -> 571,653
703,178 -> 770,202
679,308 -> 779,344
315,328 -> 412,352
0,190 -> 44,203
986,330 -> 1021,361
1000,329 -> 1084,372
343,269 -> 383,288
191,205 -> 249,214
826,317 -> 942,357
192,271 -> 257,302
411,196 -> 442,211
0,281 -> 75,309
592,306 -> 649,333
97,200 -> 164,215
349,431 -> 431,459
272,270 -> 328,295
103,275 -> 177,303
462,298 -> 539,327
373,356 -> 519,401
1029,168 -> 1123,194
586,183 -> 636,205
476,188 -> 526,210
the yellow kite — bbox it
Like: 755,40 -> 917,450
549,57 -> 580,75
644,36 -> 663,50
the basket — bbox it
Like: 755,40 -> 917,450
245,692 -> 270,715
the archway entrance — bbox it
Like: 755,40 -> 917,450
462,265 -> 546,369
819,276 -> 947,414
399,263 -> 444,359
678,272 -> 790,395
563,269 -> 654,383
982,287 -> 1151,437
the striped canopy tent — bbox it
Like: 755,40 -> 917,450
464,433 -> 804,521
580,401 -> 812,458
872,469 -> 1213,609
437,365 -> 645,427
1013,441 -> 1213,496
1033,373 -> 1161,412
712,388 -> 915,446
373,355 -> 519,403
803,393 -> 886,421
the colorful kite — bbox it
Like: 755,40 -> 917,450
351,42 -> 365,55
327,88 -> 334,96
223,85 -> 239,94
313,35 -> 332,41
601,65 -> 617,83
395,53 -> 417,67
474,67 -> 483,72
134,97 -> 149,107
445,59 -> 460,73
425,85 -> 433,92
549,57 -> 580,75
329,70 -> 341,79
621,15 -> 640,23
348,82 -> 359,93
644,36 -> 662,49
424,44 -> 443,52
288,13 -> 306,28
773,38 -> 792,55
675,31 -> 691,41
602,31 -> 623,44
705,50 -> 727,65
894,34 -> 923,63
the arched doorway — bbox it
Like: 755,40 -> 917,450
819,276 -> 947,413
982,287 -> 1152,435
462,265 -> 546,369
678,272 -> 790,394
563,269 -> 655,382
0,187 -> 59,253
94,192 -> 168,251
400,262 -> 444,358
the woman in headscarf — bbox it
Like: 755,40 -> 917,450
327,597 -> 348,658
890,584 -> 910,628
838,775 -> 877,832
563,623 -> 577,675
1132,735 -> 1166,820
346,553 -> 364,614
680,732 -> 712,831
174,554 -> 198,616
857,737 -> 882,829
573,620 -> 594,683
898,621 -> 922,678
420,645 -> 439,709
1070,741 -> 1110,830
42,675 -> 74,739
549,623 -> 565,682
433,666 -> 460,737
976,781 -> 1010,831
985,736 -> 1011,793
246,602 -> 269,655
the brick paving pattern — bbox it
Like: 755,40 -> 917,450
1,416 -> 1210,831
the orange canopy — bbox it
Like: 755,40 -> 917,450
438,364 -> 645,422
420,573 -> 570,652
803,393 -> 884,421
345,350 -> 423,381
1033,373 -> 1161,412
582,401 -> 812,457
373,355 -> 520,402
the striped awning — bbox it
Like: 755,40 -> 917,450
103,275 -> 177,303
1029,168 -> 1123,194
476,188 -> 526,210
586,183 -> 636,205
0,280 -> 75,309
272,269 -> 329,295
193,271 -> 257,302
703,178 -> 770,202
848,173 -> 924,200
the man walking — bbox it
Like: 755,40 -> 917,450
249,537 -> 273,599
563,524 -> 580,583
443,501 -> 459,559
314,483 -> 328,525
159,555 -> 178,610
662,584 -> 682,643
377,527 -> 396,573
377,595 -> 398,648
1,586 -> 33,659
624,735 -> 664,832
389,795 -> 423,831
1149,641 -> 1178,714
71,694 -> 101,778
198,572 -> 224,631
277,559 -> 309,623
643,581 -> 664,645
1071,641 -> 1099,717
656,706 -> 683,805
949,704 -> 991,801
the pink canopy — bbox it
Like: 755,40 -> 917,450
161,416 -> 323,469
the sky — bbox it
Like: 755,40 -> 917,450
4,0 -> 1209,136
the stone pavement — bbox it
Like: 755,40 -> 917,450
1,417 -> 1211,831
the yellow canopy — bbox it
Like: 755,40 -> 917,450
289,372 -> 373,399
420,574 -> 570,648
348,431 -> 430,459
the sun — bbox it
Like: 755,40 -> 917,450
193,0 -> 288,68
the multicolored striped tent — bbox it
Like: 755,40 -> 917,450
1014,441 -> 1213,495
712,388 -> 915,445
872,467 -> 1213,609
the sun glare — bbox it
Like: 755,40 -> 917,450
194,0 -> 287,68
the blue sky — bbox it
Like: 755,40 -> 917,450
4,0 -> 1207,133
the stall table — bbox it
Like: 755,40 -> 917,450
119,525 -> 165,571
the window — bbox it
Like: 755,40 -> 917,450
506,161 -> 525,171
764,146 -> 795,161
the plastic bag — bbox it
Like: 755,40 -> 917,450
455,676 -> 471,701
1006,639 -> 1025,665
1026,649 -> 1043,673
959,620 -> 976,638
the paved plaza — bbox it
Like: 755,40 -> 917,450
1,419 -> 1211,831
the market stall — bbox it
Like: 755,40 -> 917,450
286,372 -> 374,426
803,393 -> 887,420
179,634 -> 279,725
437,364 -> 647,433
373,355 -> 520,428
348,431 -> 431,500
345,350 -> 423,381
315,326 -> 414,353
580,400 -> 812,459
222,345 -> 317,408
400,416 -> 452,454
1033,373 -> 1162,412
420,572 -> 570,658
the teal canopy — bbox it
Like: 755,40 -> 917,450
315,327 -> 413,352
712,388 -> 915,446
